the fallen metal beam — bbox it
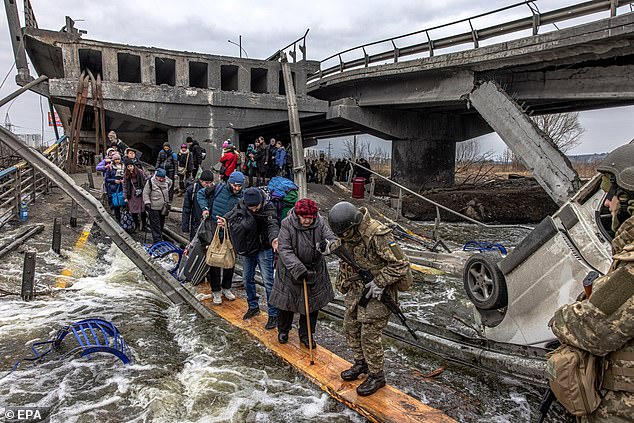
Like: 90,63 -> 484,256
0,127 -> 215,319
468,80 -> 581,205
0,75 -> 48,108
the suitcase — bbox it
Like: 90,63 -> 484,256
177,236 -> 209,285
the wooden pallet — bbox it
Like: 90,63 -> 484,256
196,284 -> 455,423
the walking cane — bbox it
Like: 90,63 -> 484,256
303,278 -> 315,365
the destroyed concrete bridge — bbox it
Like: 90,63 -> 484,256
5,0 -> 634,204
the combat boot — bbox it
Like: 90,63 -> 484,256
340,360 -> 368,381
356,371 -> 386,396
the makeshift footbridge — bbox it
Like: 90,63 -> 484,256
0,126 -> 454,423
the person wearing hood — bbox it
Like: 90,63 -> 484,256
143,168 -> 172,243
156,142 -> 178,200
223,186 -> 280,328
269,198 -> 337,348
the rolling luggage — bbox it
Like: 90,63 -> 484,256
177,223 -> 209,285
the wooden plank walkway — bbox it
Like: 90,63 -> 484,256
196,284 -> 455,423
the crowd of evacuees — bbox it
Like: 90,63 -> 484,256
92,132 -> 392,397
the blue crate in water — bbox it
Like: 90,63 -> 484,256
22,318 -> 131,367
462,240 -> 507,256
144,241 -> 183,276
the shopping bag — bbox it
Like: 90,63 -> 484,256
205,224 -> 236,268
120,210 -> 136,233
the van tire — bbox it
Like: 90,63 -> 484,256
463,253 -> 508,310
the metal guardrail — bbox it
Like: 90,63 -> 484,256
267,29 -> 310,62
309,0 -> 634,82
346,160 -> 533,231
0,135 -> 68,227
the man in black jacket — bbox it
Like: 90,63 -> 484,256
182,170 -> 213,241
223,187 -> 280,328
188,137 -> 204,178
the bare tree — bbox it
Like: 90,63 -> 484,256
532,112 -> 585,153
342,138 -> 371,160
455,140 -> 497,185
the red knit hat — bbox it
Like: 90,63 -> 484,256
294,198 -> 318,218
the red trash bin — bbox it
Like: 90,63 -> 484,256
352,177 -> 366,199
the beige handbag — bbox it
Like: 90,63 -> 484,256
205,224 -> 236,269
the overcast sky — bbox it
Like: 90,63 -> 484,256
1,0 -> 633,156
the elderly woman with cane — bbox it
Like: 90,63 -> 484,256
269,198 -> 338,351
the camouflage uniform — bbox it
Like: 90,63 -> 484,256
315,159 -> 328,184
550,215 -> 634,422
335,208 -> 411,374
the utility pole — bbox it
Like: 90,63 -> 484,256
352,135 -> 357,162
327,141 -> 332,160
280,53 -> 307,199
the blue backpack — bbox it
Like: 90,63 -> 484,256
267,177 -> 299,222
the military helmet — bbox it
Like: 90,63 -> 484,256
328,201 -> 362,235
597,143 -> 634,192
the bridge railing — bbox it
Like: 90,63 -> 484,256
0,135 -> 68,227
309,0 -> 633,83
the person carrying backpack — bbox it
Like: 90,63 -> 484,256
182,170 -> 214,241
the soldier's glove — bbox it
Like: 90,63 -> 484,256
316,238 -> 341,255
358,268 -> 374,284
364,281 -> 384,300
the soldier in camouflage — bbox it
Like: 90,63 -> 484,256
329,201 -> 411,396
550,143 -> 634,422
315,154 -> 328,184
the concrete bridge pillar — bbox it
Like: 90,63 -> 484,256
327,99 -> 491,191
392,138 -> 456,190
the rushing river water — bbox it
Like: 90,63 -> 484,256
0,220 -> 564,422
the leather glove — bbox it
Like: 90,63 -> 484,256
364,281 -> 383,300
144,203 -> 151,212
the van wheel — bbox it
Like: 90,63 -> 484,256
463,253 -> 507,310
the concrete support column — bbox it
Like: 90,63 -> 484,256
238,66 -> 250,92
327,99 -> 491,191
392,139 -> 456,190
101,50 -> 118,82
175,57 -> 188,87
209,64 -> 221,90
267,64 -> 278,94
62,47 -> 79,80
140,53 -> 155,85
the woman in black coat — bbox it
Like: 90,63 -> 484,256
269,198 -> 338,347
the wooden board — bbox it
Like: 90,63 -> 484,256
196,284 -> 455,423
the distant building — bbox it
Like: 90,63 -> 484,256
16,133 -> 43,149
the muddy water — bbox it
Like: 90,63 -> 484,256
0,221 -> 565,422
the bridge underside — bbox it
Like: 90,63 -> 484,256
298,12 -> 634,196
